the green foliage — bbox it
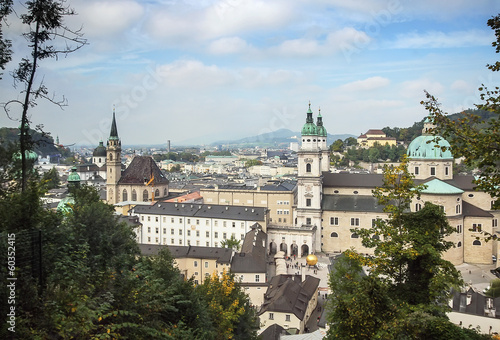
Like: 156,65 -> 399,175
220,235 -> 241,251
244,159 -> 263,167
484,279 -> 500,298
41,166 -> 60,189
330,139 -> 344,152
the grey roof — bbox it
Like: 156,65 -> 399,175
462,201 -> 494,218
322,194 -> 385,213
259,275 -> 320,320
118,156 -> 169,185
133,202 -> 266,221
259,324 -> 291,340
443,175 -> 477,191
231,224 -> 267,274
322,172 -> 384,188
138,244 -> 233,263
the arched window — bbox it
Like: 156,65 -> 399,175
457,241 -> 462,247
143,189 -> 148,202
164,188 -> 168,197
109,153 -> 113,161
351,233 -> 359,239
473,240 -> 481,246
415,203 -> 422,211
122,189 -> 128,202
372,235 -> 380,240
155,189 -> 160,198
108,188 -> 113,200
330,232 -> 338,237
306,163 -> 311,173
132,189 -> 137,201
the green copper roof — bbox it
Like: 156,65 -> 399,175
57,195 -> 75,214
68,166 -> 81,183
93,141 -> 106,157
421,178 -> 464,195
301,103 -> 318,136
316,111 -> 327,137
407,135 -> 453,160
109,111 -> 119,140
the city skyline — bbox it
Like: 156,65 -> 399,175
0,0 -> 499,146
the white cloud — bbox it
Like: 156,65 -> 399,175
340,76 -> 390,91
208,37 -> 251,55
391,30 -> 494,49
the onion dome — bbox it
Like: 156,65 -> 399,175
316,109 -> 327,137
67,166 -> 81,184
301,102 -> 318,136
93,141 -> 106,157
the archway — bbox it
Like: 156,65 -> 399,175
301,244 -> 309,257
280,242 -> 288,255
290,243 -> 298,257
269,241 -> 277,255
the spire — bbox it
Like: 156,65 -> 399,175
109,108 -> 119,140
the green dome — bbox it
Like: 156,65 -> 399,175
56,195 -> 75,214
68,166 -> 81,183
407,135 -> 453,160
301,106 -> 318,136
93,141 -> 106,157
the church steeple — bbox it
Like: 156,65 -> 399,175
109,110 -> 119,140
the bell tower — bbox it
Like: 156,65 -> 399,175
106,110 -> 122,204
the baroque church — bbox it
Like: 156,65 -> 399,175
105,112 -> 169,205
281,105 -> 499,265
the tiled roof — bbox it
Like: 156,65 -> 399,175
232,225 -> 267,273
118,156 -> 169,185
322,172 -> 384,188
259,275 -> 320,320
133,202 -> 266,221
462,201 -> 494,218
322,194 -> 385,213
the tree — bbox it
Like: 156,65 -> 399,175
41,166 -> 60,189
197,269 -> 259,340
2,0 -> 86,192
220,235 -> 241,251
0,0 -> 12,78
422,14 -> 500,208
330,139 -> 344,152
244,159 -> 262,167
484,279 -> 500,298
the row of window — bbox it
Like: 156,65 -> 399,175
141,215 -> 246,228
145,227 -> 244,240
120,188 -> 167,202
144,237 -> 240,247
414,166 -> 450,176
269,313 -> 291,321
329,217 -> 379,226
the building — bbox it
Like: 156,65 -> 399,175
357,129 -> 397,148
131,202 -> 268,247
105,111 -> 169,204
258,275 -> 320,334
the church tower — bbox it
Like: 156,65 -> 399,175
106,111 -> 122,204
296,103 -> 323,252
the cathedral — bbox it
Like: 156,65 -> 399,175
286,105 -> 499,265
105,112 -> 169,205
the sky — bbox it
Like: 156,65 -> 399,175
0,0 -> 499,147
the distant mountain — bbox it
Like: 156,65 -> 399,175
210,128 -> 356,147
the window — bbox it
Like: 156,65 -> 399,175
163,228 -> 166,234
179,218 -> 182,223
163,217 -> 166,223
122,189 -> 128,201
351,233 -> 359,238
223,233 -> 227,239
143,189 -> 148,201
472,224 -> 482,232
350,218 -> 359,226
241,222 -> 244,228
456,205 -> 461,214
155,217 -> 159,222
205,262 -> 208,268
171,218 -> 174,223
241,234 -> 244,240
206,220 -> 209,226
179,229 -> 182,235
445,167 -> 449,176
206,242 -> 209,246
306,163 -> 312,172
278,218 -> 282,222
415,203 -> 422,211
155,227 -> 159,234
147,226 -> 151,233
306,218 -> 311,225
187,230 -> 191,236
457,241 -> 462,247
255,275 -> 260,282
285,315 -> 291,322
473,240 -> 481,246
155,189 -> 160,198
141,216 -> 144,221
179,239 -> 182,245
330,232 -> 338,237
171,229 -> 174,235
430,167 -> 436,176
215,221 -> 218,227
330,217 -> 339,225
494,219 -> 498,228
187,218 -> 191,224
206,231 -> 209,237
457,225 -> 462,233
414,167 -> 419,175
215,232 -> 219,238
196,230 -> 200,237
132,190 -> 137,201
269,313 -> 274,320
196,219 -> 199,225
306,199 -> 311,207
148,216 -> 151,222
155,237 -> 159,243
147,237 -> 151,242
171,238 -> 174,244
223,221 -> 227,227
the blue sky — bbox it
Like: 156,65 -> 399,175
1,0 -> 499,147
